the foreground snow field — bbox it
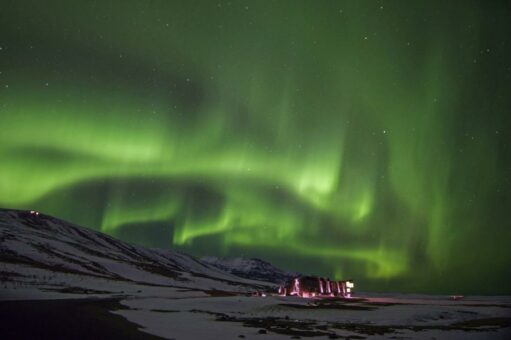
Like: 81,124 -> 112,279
2,291 -> 509,339
1,208 -> 510,339
110,294 -> 511,339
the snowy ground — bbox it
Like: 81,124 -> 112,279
3,289 -> 510,339
111,293 -> 511,339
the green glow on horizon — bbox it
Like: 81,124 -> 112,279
0,0 -> 510,294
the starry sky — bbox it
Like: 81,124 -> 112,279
1,0 -> 510,294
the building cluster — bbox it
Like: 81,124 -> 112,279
278,276 -> 354,298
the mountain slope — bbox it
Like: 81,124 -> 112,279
201,256 -> 299,285
0,209 -> 271,299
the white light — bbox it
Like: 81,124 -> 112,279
346,281 -> 354,288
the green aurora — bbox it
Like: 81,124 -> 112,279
1,1 -> 510,294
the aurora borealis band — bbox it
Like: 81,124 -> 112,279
1,0 -> 510,294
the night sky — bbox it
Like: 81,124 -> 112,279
1,1 -> 510,294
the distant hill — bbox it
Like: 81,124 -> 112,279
201,256 -> 300,285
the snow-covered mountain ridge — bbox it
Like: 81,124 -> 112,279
201,256 -> 299,285
0,208 -> 272,299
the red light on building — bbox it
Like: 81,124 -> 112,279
279,276 -> 354,298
